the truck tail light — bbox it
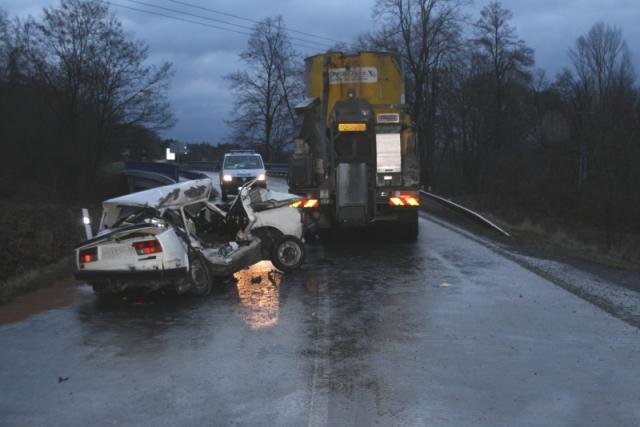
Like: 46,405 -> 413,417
290,198 -> 320,208
388,192 -> 420,207
79,247 -> 97,264
404,196 -> 420,206
132,240 -> 163,255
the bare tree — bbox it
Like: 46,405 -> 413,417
562,22 -> 637,247
20,0 -> 174,194
569,22 -> 636,118
225,16 -> 302,162
473,1 -> 534,150
371,0 -> 466,186
0,9 -> 8,74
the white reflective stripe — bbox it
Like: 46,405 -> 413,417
376,133 -> 402,173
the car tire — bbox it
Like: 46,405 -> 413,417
188,255 -> 212,296
271,236 -> 306,272
91,282 -> 105,295
90,282 -> 121,300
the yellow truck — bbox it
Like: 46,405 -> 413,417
289,51 -> 421,240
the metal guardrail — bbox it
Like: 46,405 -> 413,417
419,190 -> 511,237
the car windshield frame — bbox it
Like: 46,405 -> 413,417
223,155 -> 264,170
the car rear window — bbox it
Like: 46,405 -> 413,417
223,155 -> 264,170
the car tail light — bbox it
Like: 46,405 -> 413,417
132,240 -> 163,255
290,198 -> 319,208
388,191 -> 420,207
79,247 -> 97,264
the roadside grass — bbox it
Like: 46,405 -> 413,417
0,201 -> 87,303
506,217 -> 640,271
0,166 -> 126,303
422,196 -> 640,272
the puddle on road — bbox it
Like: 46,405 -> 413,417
0,261 -> 287,331
234,261 -> 283,330
0,277 -> 90,326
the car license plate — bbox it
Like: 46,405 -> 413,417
101,245 -> 132,259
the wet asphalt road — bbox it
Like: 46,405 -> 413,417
1,181 -> 640,426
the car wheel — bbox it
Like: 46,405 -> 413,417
91,283 -> 105,295
90,282 -> 120,300
188,256 -> 212,296
271,236 -> 306,272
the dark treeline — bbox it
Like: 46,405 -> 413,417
226,1 -> 639,248
358,0 -> 640,248
225,16 -> 302,163
2,0 -> 639,248
0,0 -> 173,201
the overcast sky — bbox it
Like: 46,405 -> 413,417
3,0 -> 639,144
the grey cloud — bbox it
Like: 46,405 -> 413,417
2,0 -> 639,143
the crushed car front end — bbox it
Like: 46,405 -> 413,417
74,179 -> 215,295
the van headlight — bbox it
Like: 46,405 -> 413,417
223,174 -> 232,182
257,174 -> 266,181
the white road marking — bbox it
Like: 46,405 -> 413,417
308,246 -> 330,427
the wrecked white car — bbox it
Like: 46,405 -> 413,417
74,178 -> 306,296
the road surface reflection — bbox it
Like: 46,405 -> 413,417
233,261 -> 283,330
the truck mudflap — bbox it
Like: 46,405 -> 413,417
336,162 -> 368,223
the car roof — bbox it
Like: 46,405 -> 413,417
103,179 -> 213,209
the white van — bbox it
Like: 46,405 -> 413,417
219,150 -> 266,200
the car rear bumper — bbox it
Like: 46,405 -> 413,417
74,267 -> 188,281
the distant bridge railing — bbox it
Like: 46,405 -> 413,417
265,163 -> 288,178
187,161 -> 219,171
124,161 -> 209,192
125,161 -> 179,182
180,170 -> 209,180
